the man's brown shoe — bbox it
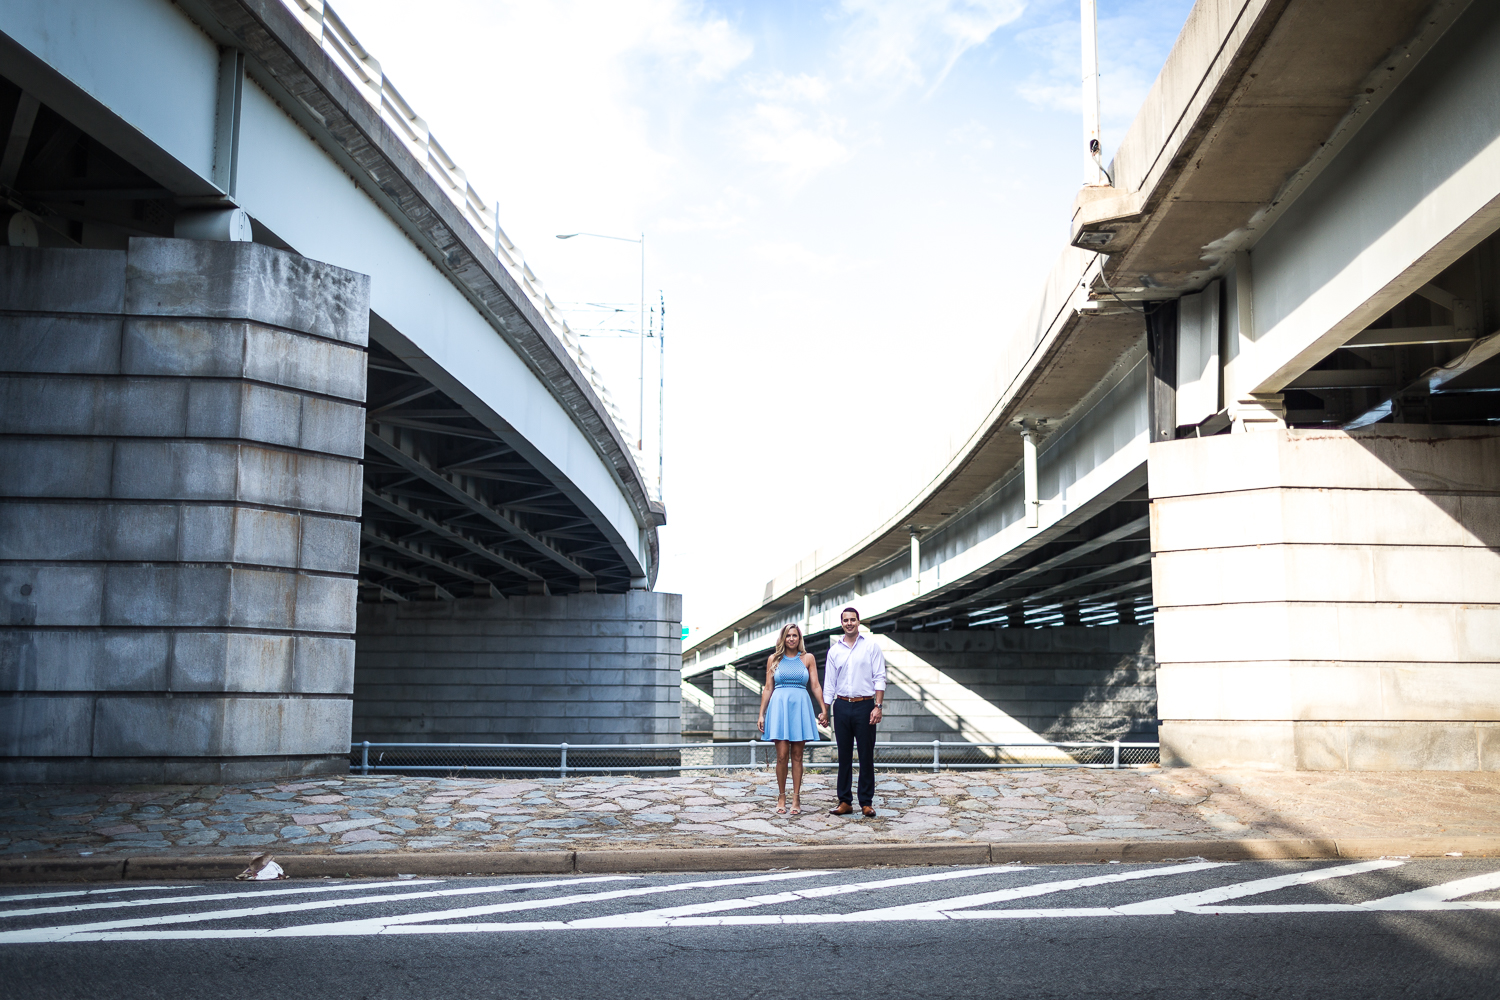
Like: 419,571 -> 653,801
861,805 -> 877,817
830,802 -> 853,816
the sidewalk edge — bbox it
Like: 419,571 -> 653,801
1,837 -> 1495,882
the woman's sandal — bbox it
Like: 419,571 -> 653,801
789,806 -> 802,816
775,803 -> 787,815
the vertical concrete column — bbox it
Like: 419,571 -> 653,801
0,239 -> 369,782
1151,427 -> 1500,770
679,678 -> 714,736
712,665 -> 765,742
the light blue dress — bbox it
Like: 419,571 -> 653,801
763,655 -> 821,742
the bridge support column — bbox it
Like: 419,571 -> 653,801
1151,427 -> 1500,770
352,593 -> 682,744
0,239 -> 369,782
712,665 -> 765,742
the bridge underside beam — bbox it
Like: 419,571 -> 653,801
882,499 -> 1154,632
362,486 -> 542,582
358,342 -> 630,601
0,11 -> 655,603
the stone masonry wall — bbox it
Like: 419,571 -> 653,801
0,240 -> 369,783
353,592 -> 682,744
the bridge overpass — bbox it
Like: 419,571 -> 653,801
686,0 -> 1500,771
0,0 -> 679,783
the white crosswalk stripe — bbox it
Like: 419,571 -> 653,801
0,876 -> 636,944
0,879 -> 445,920
593,863 -> 1228,929
1113,860 -> 1400,914
0,885 -> 198,905
569,866 -> 1037,927
1359,869 -> 1500,910
2,861 -> 1498,944
843,862 -> 1228,922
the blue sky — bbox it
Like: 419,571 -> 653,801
329,0 -> 1195,633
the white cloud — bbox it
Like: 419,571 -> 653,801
1015,9 -> 1178,147
331,0 -> 754,232
837,0 -> 1027,93
749,240 -> 855,276
948,119 -> 997,150
642,3 -> 754,80
1017,80 -> 1079,112
739,103 -> 850,189
746,72 -> 833,104
1014,18 -> 1082,112
726,71 -> 848,189
657,188 -> 756,234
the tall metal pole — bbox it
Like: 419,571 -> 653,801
552,230 -> 649,457
1081,0 -> 1105,186
638,233 -> 645,455
657,292 -> 665,499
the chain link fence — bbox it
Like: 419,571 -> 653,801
349,740 -> 1159,777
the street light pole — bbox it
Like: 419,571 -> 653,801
656,292 -> 665,500
1081,0 -> 1105,186
555,231 -> 647,455
638,232 -> 645,455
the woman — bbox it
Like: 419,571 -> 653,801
757,623 -> 825,815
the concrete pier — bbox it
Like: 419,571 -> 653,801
0,239 -> 369,783
1152,427 -> 1500,770
352,592 -> 683,744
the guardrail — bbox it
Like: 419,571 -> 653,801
279,0 -> 642,472
349,740 -> 1159,777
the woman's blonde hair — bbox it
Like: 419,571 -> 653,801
774,623 -> 805,661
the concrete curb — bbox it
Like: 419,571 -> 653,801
2,837 -> 1496,883
575,843 -> 991,873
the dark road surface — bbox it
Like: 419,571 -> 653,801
2,858 -> 1498,999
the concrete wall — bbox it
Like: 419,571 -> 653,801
713,666 -> 768,742
1152,426 -> 1500,770
876,628 -> 1157,742
680,678 -> 713,737
0,239 -> 368,783
352,592 -> 682,744
712,626 -> 1156,743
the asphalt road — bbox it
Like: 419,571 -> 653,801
2,858 -> 1498,999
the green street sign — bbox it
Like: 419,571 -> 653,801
681,627 -> 690,641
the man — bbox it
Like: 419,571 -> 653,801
822,607 -> 886,817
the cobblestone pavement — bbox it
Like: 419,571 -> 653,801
3,768 -> 1498,858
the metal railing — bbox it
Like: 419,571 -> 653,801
279,0 -> 642,467
349,740 -> 1159,777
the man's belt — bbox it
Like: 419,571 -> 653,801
836,695 -> 875,702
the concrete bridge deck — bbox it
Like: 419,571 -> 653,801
0,0 -> 680,783
686,0 -> 1500,771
